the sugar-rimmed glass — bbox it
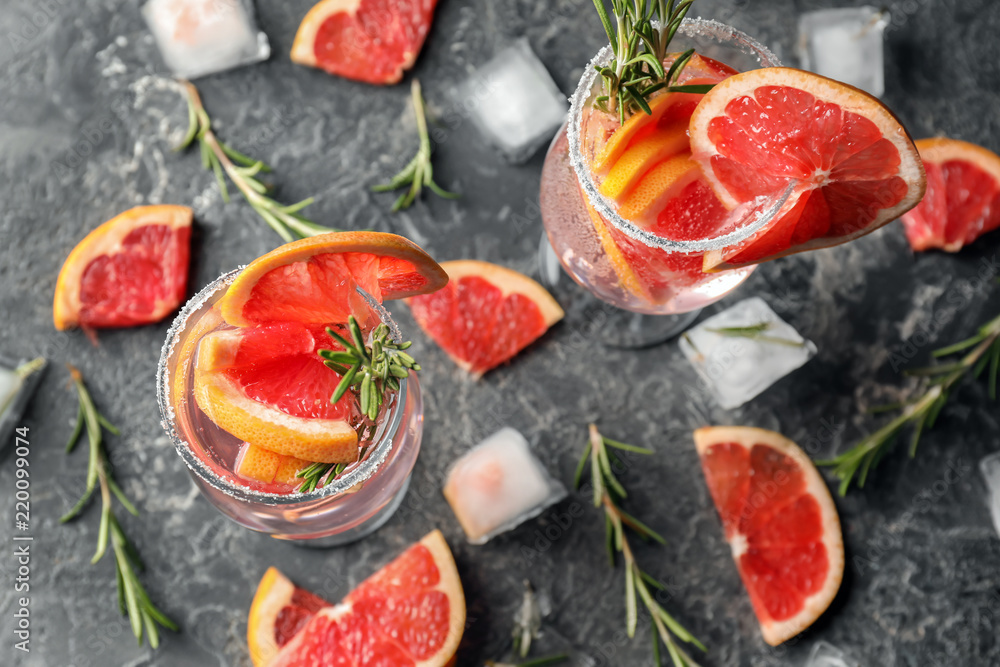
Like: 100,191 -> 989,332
539,19 -> 786,347
156,269 -> 423,547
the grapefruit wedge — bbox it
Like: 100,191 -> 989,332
53,205 -> 192,331
407,260 -> 564,377
249,530 -> 465,667
694,426 -> 844,646
236,443 -> 313,488
221,231 -> 448,327
193,322 -> 360,464
291,0 -> 439,85
689,68 -> 926,270
900,137 -> 1000,252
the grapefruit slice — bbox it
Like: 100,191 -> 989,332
53,205 -> 192,331
221,232 -> 448,327
236,443 -> 313,488
900,137 -> 1000,252
291,0 -> 439,85
251,529 -> 465,667
248,567 -> 331,667
407,260 -> 564,376
693,426 -> 844,646
689,68 -> 926,270
193,322 -> 360,464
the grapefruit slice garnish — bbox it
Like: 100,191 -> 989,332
694,426 -> 844,646
900,137 -> 1000,252
599,121 -> 691,201
253,529 -> 465,667
291,0 -> 439,85
617,152 -> 703,225
689,68 -> 926,270
220,231 -> 448,328
236,443 -> 313,488
193,322 -> 360,464
407,260 -> 564,377
53,205 -> 192,331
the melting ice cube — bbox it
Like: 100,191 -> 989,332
142,0 -> 270,80
453,38 -> 568,164
798,6 -> 889,97
980,452 -> 1000,538
679,297 -> 817,410
804,641 -> 859,667
444,428 -> 567,545
0,357 -> 46,450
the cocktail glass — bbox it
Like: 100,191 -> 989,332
539,19 -> 788,348
157,268 -> 423,547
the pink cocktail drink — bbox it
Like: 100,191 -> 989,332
540,20 -> 785,318
158,269 -> 423,546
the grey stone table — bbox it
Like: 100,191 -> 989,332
2,0 -> 999,665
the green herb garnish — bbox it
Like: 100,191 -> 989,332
61,365 -> 178,648
372,79 -> 459,211
178,81 -> 339,243
819,311 -> 1000,495
295,319 -> 419,493
591,0 -> 712,123
575,424 -> 705,667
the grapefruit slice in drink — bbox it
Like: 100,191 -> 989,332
407,260 -> 564,377
248,529 -> 465,667
291,0 -> 440,85
694,426 -> 844,646
53,205 -> 192,331
193,321 -> 361,464
899,137 -> 1000,252
688,68 -> 926,270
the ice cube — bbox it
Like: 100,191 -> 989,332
679,297 -> 817,410
804,641 -> 859,667
444,428 -> 567,545
0,357 -> 46,451
142,0 -> 270,80
980,452 -> 1000,538
797,6 -> 889,97
453,38 -> 568,164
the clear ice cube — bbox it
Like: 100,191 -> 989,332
679,297 -> 817,410
980,452 -> 1000,538
142,0 -> 271,80
0,357 -> 46,451
443,428 -> 567,545
804,641 -> 859,667
453,38 -> 568,164
798,6 -> 889,97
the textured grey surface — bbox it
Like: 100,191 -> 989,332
1,0 -> 999,666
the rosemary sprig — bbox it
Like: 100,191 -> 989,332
296,319 -> 419,493
575,424 -> 704,667
819,311 -> 1000,495
705,322 -> 807,348
591,0 -> 710,122
372,79 -> 458,211
177,81 -> 339,243
319,316 -> 420,421
60,365 -> 177,648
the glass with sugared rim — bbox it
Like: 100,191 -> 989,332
539,19 -> 787,348
157,268 -> 423,548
